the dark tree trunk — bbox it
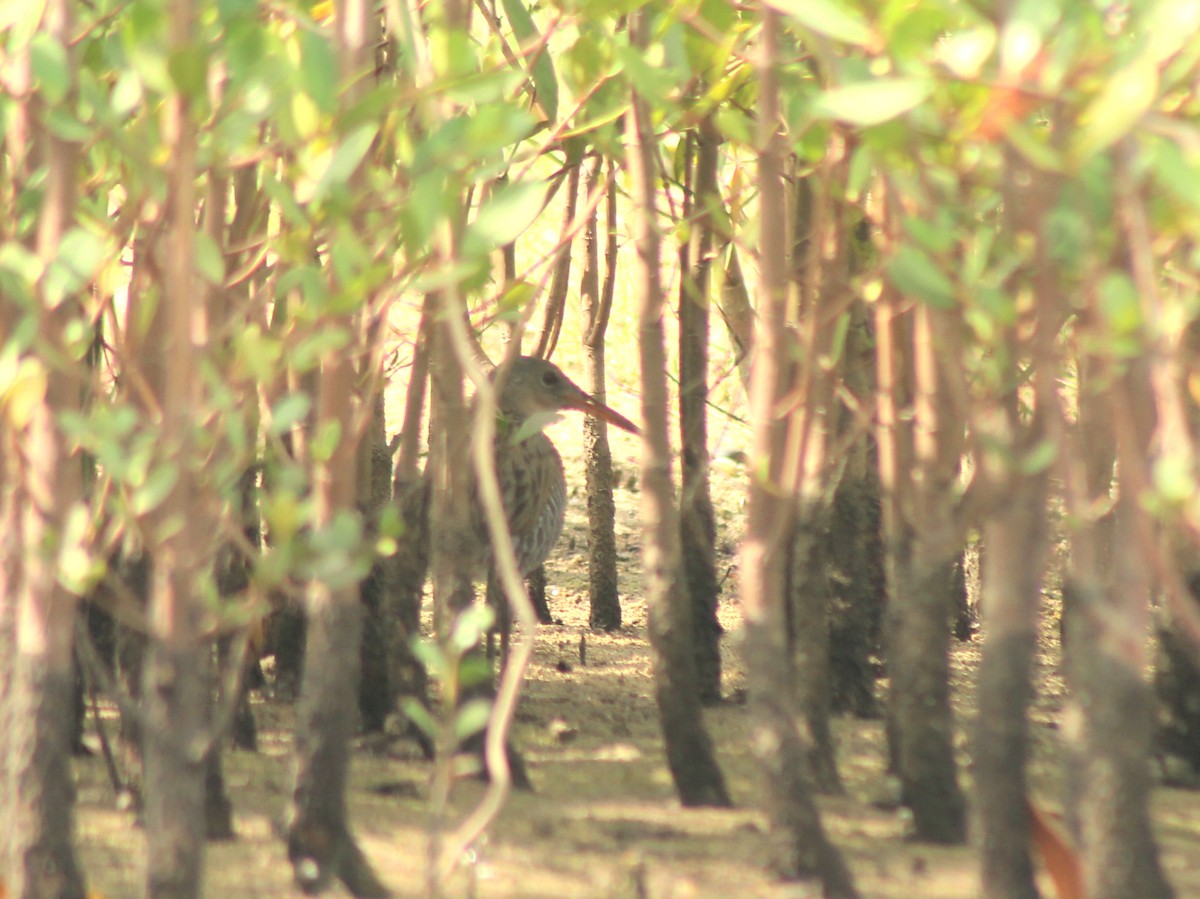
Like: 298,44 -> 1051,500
142,637 -> 210,899
382,473 -> 433,753
6,654 -> 88,899
678,120 -> 723,705
288,591 -> 387,896
825,450 -> 884,718
786,514 -> 843,793
1061,486 -> 1174,899
975,471 -> 1049,899
381,308 -> 433,743
825,299 -> 884,719
358,561 -> 393,735
581,155 -> 622,631
266,602 -> 306,700
358,397 -> 399,735
884,534 -> 967,844
1154,584 -> 1200,780
286,2 -> 388,894
626,12 -> 729,808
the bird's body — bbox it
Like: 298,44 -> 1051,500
467,356 -> 638,645
474,426 -> 568,579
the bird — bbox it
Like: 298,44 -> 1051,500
469,356 -> 639,656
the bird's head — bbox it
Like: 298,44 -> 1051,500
494,356 -> 640,438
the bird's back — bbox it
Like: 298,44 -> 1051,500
465,428 -> 567,578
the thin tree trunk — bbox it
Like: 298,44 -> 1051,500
534,157 -> 581,360
140,2 -> 214,893
739,9 -> 856,893
581,156 -> 622,630
626,10 -> 729,809
975,468 -> 1049,899
2,6 -> 89,889
679,120 -> 723,704
875,211 -> 967,844
975,139 -> 1063,899
285,2 -> 388,894
787,513 -> 842,793
826,298 -> 884,719
1062,503 -> 1174,899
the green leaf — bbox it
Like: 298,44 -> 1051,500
310,123 -> 378,205
501,0 -> 559,122
1071,59 -> 1158,162
765,0 -> 872,47
1154,450 -> 1196,505
133,462 -> 179,515
887,244 -> 956,309
310,419 -> 342,463
813,78 -> 932,127
451,604 -> 496,654
269,392 -> 312,435
298,28 -> 338,113
58,503 -> 102,594
454,698 -> 493,741
30,33 -> 71,104
2,358 -> 47,430
1099,271 -> 1141,335
466,180 -> 546,253
44,108 -> 92,143
55,228 -> 107,288
168,44 -> 209,100
195,231 -> 226,286
401,697 -> 438,738
1018,439 -> 1057,476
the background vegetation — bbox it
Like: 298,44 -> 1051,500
3,0 -> 1200,897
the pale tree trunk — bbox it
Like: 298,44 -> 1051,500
141,1 -> 214,894
581,156 -> 622,630
626,10 -> 729,809
1062,488 -> 1173,899
738,8 -> 855,892
678,119 -> 723,704
974,144 -> 1059,899
533,157 -> 581,360
784,149 -> 857,795
875,192 -> 967,843
1,3 -> 89,892
975,440 -> 1049,899
1056,148 -> 1178,899
285,1 -> 388,895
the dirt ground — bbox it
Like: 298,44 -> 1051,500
74,425 -> 1200,898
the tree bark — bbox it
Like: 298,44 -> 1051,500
626,10 -> 730,809
786,513 -> 843,793
0,4 -> 89,893
875,229 -> 967,845
679,120 -> 723,705
738,9 -> 856,893
884,531 -> 966,843
141,0 -> 213,885
581,156 -> 622,631
1058,364 -> 1174,899
285,2 -> 388,894
975,471 -> 1049,899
